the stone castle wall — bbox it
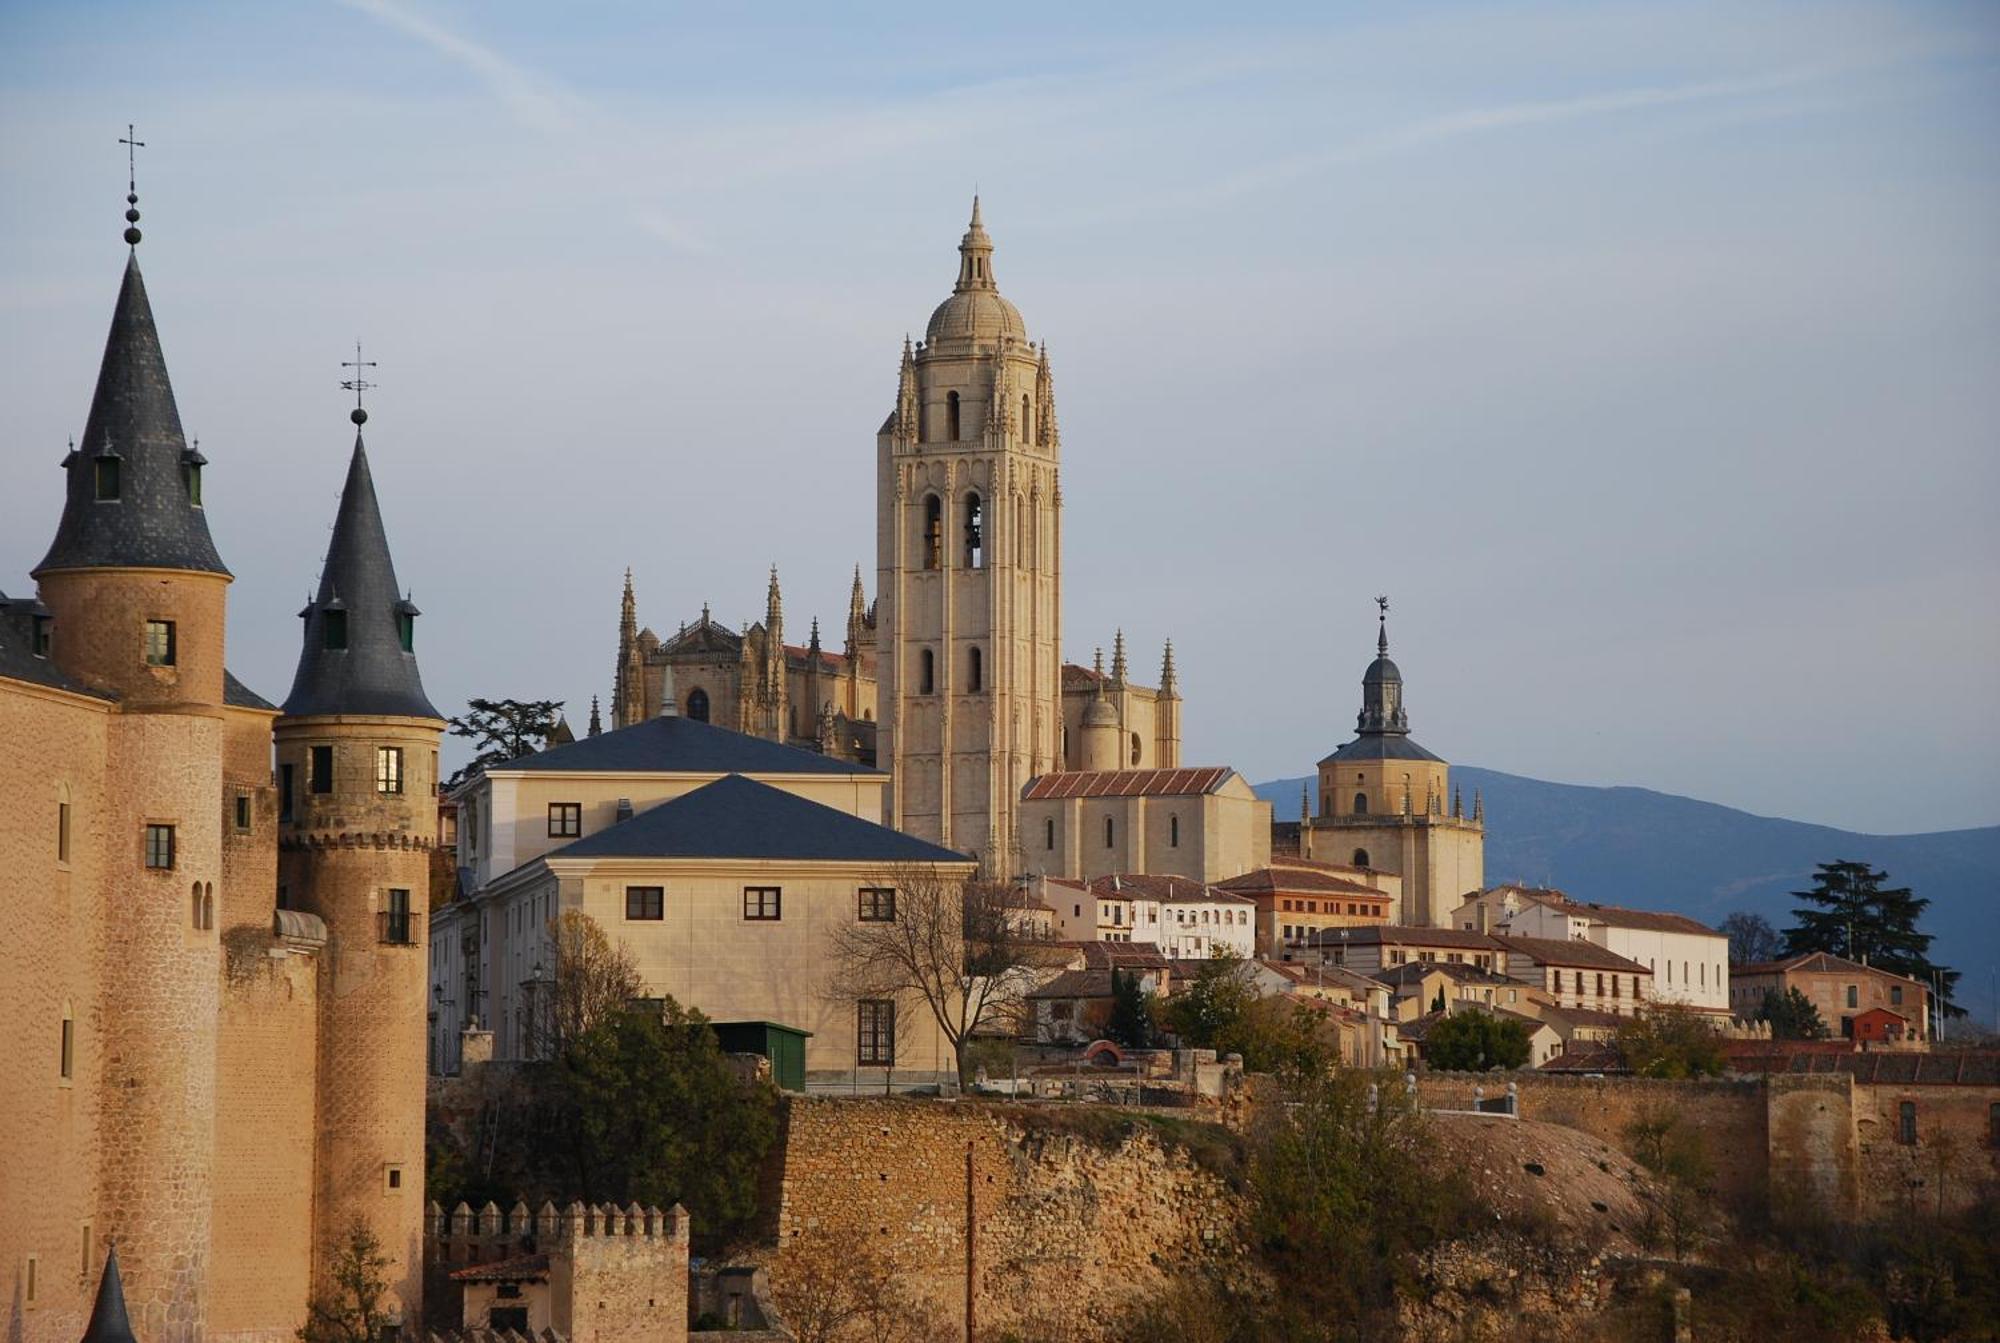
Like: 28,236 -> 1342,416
1852,1079 -> 2000,1219
1417,1072 -> 1771,1209
769,1097 -> 1250,1337
209,941 -> 321,1342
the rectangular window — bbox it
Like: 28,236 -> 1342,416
743,887 -> 782,921
379,888 -> 415,945
1890,985 -> 1903,1006
234,794 -> 251,831
95,455 -> 119,499
857,1000 -> 896,1066
60,1017 -> 74,1080
397,611 -> 415,653
144,619 -> 175,667
23,1255 -> 34,1305
859,887 -> 896,922
625,886 -> 664,921
386,1165 -> 403,1191
311,745 -> 334,794
548,802 -> 582,838
144,824 -> 175,870
58,802 -> 71,863
280,764 -> 295,821
375,747 -> 403,795
1898,1101 -> 1917,1145
323,609 -> 348,650
1846,985 -> 1859,1009
80,1224 -> 91,1281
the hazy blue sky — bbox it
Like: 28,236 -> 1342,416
2,1 -> 1995,834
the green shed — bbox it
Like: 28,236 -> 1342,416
711,1020 -> 813,1093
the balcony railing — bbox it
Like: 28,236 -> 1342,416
378,909 -> 421,946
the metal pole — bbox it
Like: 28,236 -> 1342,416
965,1139 -> 976,1343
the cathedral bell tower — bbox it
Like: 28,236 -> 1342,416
876,200 -> 1061,873
274,395 -> 443,1327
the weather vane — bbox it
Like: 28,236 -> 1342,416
340,342 -> 378,426
119,124 -> 144,244
1376,595 -> 1389,619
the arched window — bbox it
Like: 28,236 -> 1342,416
1104,816 -> 1115,848
964,493 -> 984,569
1353,792 -> 1368,815
1352,849 -> 1370,868
1045,818 -> 1055,851
192,881 -> 203,929
1015,495 -> 1025,563
920,649 -> 935,695
968,646 -> 983,692
946,391 -> 961,441
1170,815 -> 1180,848
60,1001 -> 74,1081
685,688 -> 710,722
922,496 -> 943,570
1130,733 -> 1142,766
1021,393 -> 1033,444
201,882 -> 214,932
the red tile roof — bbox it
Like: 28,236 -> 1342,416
1486,887 -> 1720,937
1022,767 -> 1236,800
1215,866 -> 1388,899
1493,935 -> 1651,974
450,1253 -> 550,1283
1087,874 -> 1254,905
1733,952 -> 1930,990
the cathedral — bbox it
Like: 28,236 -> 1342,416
0,189 -> 437,1340
610,201 -> 1181,872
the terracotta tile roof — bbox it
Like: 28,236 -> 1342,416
1538,1044 -> 1629,1074
1733,952 -> 1929,991
1724,1048 -> 1999,1086
1075,941 -> 1171,971
1305,925 -> 1502,952
1370,961 -> 1514,989
450,1253 -> 550,1283
1485,887 -> 1720,937
1528,1003 -> 1630,1030
1086,874 -> 1254,905
1215,866 -> 1388,899
1492,935 -> 1651,974
1256,959 -> 1384,996
1022,767 -> 1237,800
1029,968 -> 1117,1000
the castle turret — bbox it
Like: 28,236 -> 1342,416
33,192 -> 227,1339
275,401 -> 442,1326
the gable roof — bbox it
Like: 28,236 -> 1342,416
1085,873 -> 1254,905
1215,864 -> 1388,899
548,773 -> 967,864
1305,924 -> 1502,952
1022,767 -> 1237,800
1492,935 -> 1651,974
1489,887 -> 1720,938
1734,951 -> 1929,990
0,590 -> 112,700
493,713 -> 882,777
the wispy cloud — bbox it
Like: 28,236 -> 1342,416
338,0 -> 583,133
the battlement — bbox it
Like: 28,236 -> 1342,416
280,829 -> 436,852
430,1197 -> 690,1247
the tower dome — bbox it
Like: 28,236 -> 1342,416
924,197 -> 1027,346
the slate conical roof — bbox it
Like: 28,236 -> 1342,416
80,1245 -> 138,1343
36,250 -> 229,577
281,432 -> 441,719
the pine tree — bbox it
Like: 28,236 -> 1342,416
1782,860 -> 1960,1015
1106,968 -> 1155,1049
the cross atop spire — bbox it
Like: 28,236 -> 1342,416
119,124 -> 145,245
341,342 -> 377,426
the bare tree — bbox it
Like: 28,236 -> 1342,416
828,863 -> 1059,1083
769,1227 -> 946,1343
530,909 -> 643,1059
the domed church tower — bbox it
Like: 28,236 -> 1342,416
274,400 -> 442,1325
876,199 -> 1062,872
1303,600 -> 1484,926
31,186 -> 231,1340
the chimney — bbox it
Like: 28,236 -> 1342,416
615,797 -> 634,824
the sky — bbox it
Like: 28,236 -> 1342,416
1,1 -> 1996,835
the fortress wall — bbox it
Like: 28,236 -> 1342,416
209,943 -> 320,1343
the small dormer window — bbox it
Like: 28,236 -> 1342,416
397,611 -> 414,652
185,461 -> 202,505
94,458 -> 120,500
323,610 -> 348,650
32,615 -> 51,657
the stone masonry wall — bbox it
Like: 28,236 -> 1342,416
1417,1073 -> 1770,1210
209,941 -> 321,1343
1852,1080 -> 2000,1220
770,1098 -> 1250,1339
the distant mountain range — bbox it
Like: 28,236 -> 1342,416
1253,768 -> 2000,1028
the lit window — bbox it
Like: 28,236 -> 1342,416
376,747 -> 404,795
743,887 -> 782,921
144,620 -> 176,667
144,824 -> 175,870
625,886 -> 663,920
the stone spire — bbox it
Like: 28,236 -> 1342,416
1473,788 -> 1484,824
1110,629 -> 1128,686
956,194 -> 994,292
80,1245 -> 137,1343
846,564 -> 867,655
1356,595 -> 1409,737
621,567 -> 637,644
614,568 -> 645,729
808,616 -> 822,658
281,420 -> 440,719
1160,639 -> 1178,696
36,209 -> 228,578
1300,780 -> 1312,824
587,694 -> 602,737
